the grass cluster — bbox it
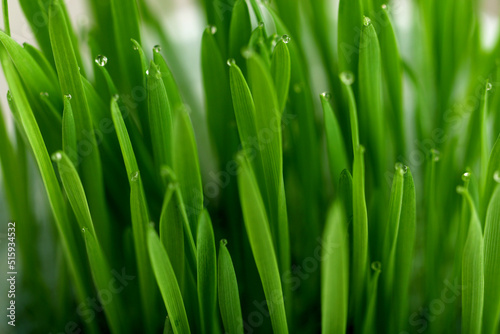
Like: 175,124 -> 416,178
1,0 -> 500,333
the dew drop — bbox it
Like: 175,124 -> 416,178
462,172 -> 471,182
153,45 -> 161,53
95,54 -> 108,67
40,92 -> 49,97
221,239 -> 228,246
363,16 -> 372,26
395,163 -> 408,174
321,92 -> 332,100
82,227 -> 86,233
7,91 -> 13,102
133,44 -> 138,51
208,25 -> 217,35
486,82 -> 493,91
130,171 -> 140,182
112,94 -> 120,101
146,69 -> 150,75
381,4 -> 387,10
282,35 -> 291,44
65,94 -> 72,100
340,71 -> 355,85
494,171 -> 500,183
371,261 -> 382,271
51,152 -> 62,161
227,58 -> 236,67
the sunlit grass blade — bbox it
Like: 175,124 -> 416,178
218,239 -> 243,334
321,200 -> 349,333
237,152 -> 288,334
271,40 -> 291,112
197,210 -> 220,334
153,51 -> 183,111
147,227 -> 191,334
483,181 -> 500,333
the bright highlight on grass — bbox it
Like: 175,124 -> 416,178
0,0 -> 500,333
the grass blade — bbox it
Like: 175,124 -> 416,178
271,39 -> 291,112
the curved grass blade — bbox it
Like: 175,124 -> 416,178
321,200 -> 349,333
218,239 -> 243,334
237,153 -> 288,334
147,227 -> 191,334
458,187 -> 484,334
197,211 -> 220,334
153,51 -> 183,112
483,181 -> 500,333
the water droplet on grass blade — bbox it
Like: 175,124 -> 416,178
340,71 -> 355,85
282,35 -> 291,44
363,16 -> 372,26
227,58 -> 236,67
146,70 -> 150,75
395,162 -> 408,174
486,82 -> 493,91
207,25 -> 217,34
130,171 -> 140,182
95,54 -> 108,67
462,172 -> 471,182
431,149 -> 440,162
40,92 -> 49,97
133,44 -> 138,50
153,45 -> 161,53
381,4 -> 387,9
113,94 -> 119,101
494,171 -> 500,183
321,92 -> 332,100
51,152 -> 62,161
221,239 -> 228,246
65,94 -> 72,100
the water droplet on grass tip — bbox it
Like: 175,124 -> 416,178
340,71 -> 355,85
321,92 -> 331,100
51,152 -> 62,161
494,171 -> 500,183
282,35 -> 291,44
221,239 -> 228,246
133,44 -> 138,50
486,83 -> 493,91
363,16 -> 372,26
65,94 -> 72,100
430,149 -> 440,162
153,45 -> 161,53
395,163 -> 408,174
113,94 -> 119,101
95,54 -> 107,67
130,171 -> 140,182
82,227 -> 86,233
381,4 -> 387,9
462,172 -> 471,182
208,25 -> 217,34
40,92 -> 49,97
146,69 -> 150,75
227,58 -> 236,67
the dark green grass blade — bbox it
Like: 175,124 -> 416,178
153,51 -> 183,111
218,240 -> 243,334
237,153 -> 288,334
148,227 -> 191,334
62,96 -> 77,166
338,0 -> 363,75
229,0 -> 252,73
197,211 -> 220,334
483,182 -> 500,333
322,93 -> 349,187
321,200 -> 349,333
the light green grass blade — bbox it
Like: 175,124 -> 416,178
49,0 -> 110,241
53,151 -> 125,333
321,200 -> 349,333
229,0 -> 252,72
148,61 -> 173,174
482,135 -> 500,215
218,239 -> 243,334
237,153 -> 288,334
483,182 -> 500,334
147,227 -> 191,334
62,96 -> 77,166
459,187 -> 484,334
352,145 -> 368,325
361,262 -> 381,334
173,110 -> 203,232
153,51 -> 183,112
358,17 -> 385,180
0,47 -> 97,333
197,211 -> 220,334
271,40 -> 291,112
338,0 -> 363,74
23,42 -> 58,84
322,93 -> 349,186
111,98 -> 139,175
340,72 -> 360,151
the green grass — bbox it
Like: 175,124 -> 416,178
1,0 -> 500,333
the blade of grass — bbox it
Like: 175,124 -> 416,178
271,40 -> 291,112
147,227 -> 191,334
218,239 -> 243,334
